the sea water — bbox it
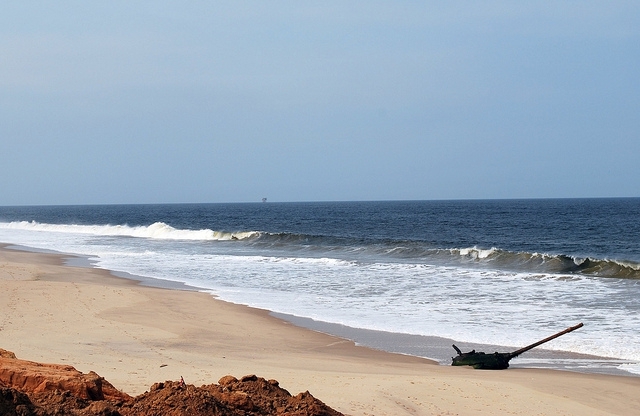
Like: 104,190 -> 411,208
1,199 -> 639,374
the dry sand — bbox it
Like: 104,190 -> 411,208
1,245 -> 639,415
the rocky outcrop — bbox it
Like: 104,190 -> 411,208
0,354 -> 131,402
0,350 -> 343,416
0,349 -> 17,359
0,385 -> 39,416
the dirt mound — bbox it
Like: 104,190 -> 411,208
0,350 -> 343,416
122,375 -> 342,416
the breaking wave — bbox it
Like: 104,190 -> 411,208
0,221 -> 260,241
449,246 -> 640,279
2,221 -> 638,279
238,233 -> 640,279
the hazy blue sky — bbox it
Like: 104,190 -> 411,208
1,2 -> 639,205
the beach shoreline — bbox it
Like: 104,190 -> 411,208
12,243 -> 629,377
2,244 -> 640,415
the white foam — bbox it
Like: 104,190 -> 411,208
618,362 -> 640,375
0,221 -> 258,241
456,246 -> 497,259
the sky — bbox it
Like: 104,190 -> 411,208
1,1 -> 639,205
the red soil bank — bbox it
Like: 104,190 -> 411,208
0,349 -> 343,416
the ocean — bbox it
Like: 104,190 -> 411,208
1,199 -> 639,375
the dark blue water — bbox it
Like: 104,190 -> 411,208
2,198 -> 638,278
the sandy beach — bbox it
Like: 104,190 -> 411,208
1,245 -> 639,416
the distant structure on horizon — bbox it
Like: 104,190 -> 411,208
262,198 -> 267,203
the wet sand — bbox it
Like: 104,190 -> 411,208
2,245 -> 639,415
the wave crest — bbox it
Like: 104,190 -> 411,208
452,246 -> 640,279
0,221 -> 260,241
3,221 -> 638,279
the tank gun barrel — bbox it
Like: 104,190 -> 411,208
508,323 -> 583,359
